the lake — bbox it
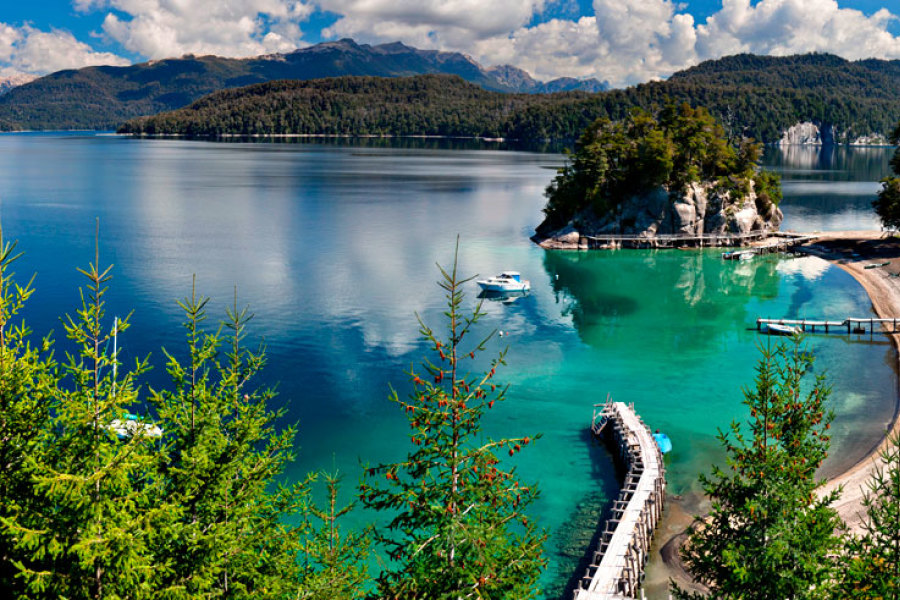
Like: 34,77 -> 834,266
0,134 -> 895,596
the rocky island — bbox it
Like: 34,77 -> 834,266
533,103 -> 784,249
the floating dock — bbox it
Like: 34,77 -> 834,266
574,401 -> 666,600
757,317 -> 900,335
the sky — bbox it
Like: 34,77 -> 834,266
1,0 -> 900,87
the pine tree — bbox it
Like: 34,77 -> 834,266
149,280 -> 308,599
360,243 -> 546,599
299,471 -> 370,600
4,223 -> 157,598
874,123 -> 900,231
0,229 -> 58,594
841,433 -> 900,598
673,339 -> 843,600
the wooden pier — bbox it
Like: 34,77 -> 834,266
574,400 -> 666,600
580,231 -> 816,251
757,317 -> 900,335
583,231 -> 768,249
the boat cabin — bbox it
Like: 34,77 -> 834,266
498,271 -> 522,281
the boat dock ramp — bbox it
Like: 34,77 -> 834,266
574,400 -> 666,600
757,317 -> 900,335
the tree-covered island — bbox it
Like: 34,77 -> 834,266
533,103 -> 784,249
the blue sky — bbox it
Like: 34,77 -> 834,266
2,1 -> 900,87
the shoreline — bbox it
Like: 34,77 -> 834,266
795,231 -> 900,531
643,230 -> 900,596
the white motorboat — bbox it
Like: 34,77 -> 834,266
476,271 -> 530,293
108,413 -> 163,439
764,323 -> 800,336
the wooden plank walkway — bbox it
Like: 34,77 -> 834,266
757,317 -> 900,334
581,231 -> 815,251
574,401 -> 666,600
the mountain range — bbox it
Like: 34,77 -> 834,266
0,38 -> 607,131
117,52 -> 900,145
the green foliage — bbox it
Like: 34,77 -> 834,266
3,227 -> 157,598
0,235 -> 324,599
673,340 -> 843,600
148,279 -> 309,599
360,243 -> 546,599
840,434 -> 900,598
540,103 -> 776,229
107,52 -> 900,144
874,124 -> 900,230
874,176 -> 900,231
299,471 -> 370,600
0,230 -> 58,595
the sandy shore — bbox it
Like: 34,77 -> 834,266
643,231 -> 900,597
794,231 -> 900,531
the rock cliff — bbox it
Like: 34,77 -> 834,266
533,181 -> 783,249
778,121 -> 835,145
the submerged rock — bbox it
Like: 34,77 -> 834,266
532,180 -> 783,250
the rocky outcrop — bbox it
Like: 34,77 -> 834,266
778,121 -> 835,145
850,133 -> 889,146
533,181 -> 783,250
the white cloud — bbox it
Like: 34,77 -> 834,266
315,0 -> 900,87
696,0 -> 900,60
321,0 -> 544,52
0,23 -> 129,77
7,0 -> 900,86
91,0 -> 314,59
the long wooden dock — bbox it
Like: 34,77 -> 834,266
574,401 -> 666,600
757,317 -> 900,334
581,231 -> 815,251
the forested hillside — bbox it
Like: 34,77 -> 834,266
118,52 -> 900,144
0,38 -> 605,131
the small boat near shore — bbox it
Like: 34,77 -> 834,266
476,271 -> 530,292
763,322 -> 800,336
722,250 -> 755,261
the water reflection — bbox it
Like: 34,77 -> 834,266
764,145 -> 893,231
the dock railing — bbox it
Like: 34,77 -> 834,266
575,400 -> 666,600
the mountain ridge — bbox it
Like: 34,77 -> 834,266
0,38 -> 607,131
117,52 -> 900,144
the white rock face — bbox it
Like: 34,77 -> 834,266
533,180 -> 783,249
779,122 -> 823,145
850,134 -> 889,146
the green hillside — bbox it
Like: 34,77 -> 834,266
118,53 -> 900,144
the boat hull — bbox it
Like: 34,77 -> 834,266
477,281 -> 530,292
764,323 -> 799,336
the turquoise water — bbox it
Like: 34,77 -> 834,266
0,134 -> 895,594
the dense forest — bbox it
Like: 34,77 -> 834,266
118,53 -> 900,143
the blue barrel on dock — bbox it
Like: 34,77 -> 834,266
653,431 -> 672,454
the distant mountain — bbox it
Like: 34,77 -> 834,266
485,64 -> 607,94
0,74 -> 37,96
118,53 -> 900,145
0,38 -> 607,131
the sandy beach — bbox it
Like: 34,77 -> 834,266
643,231 -> 900,597
795,231 -> 900,531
